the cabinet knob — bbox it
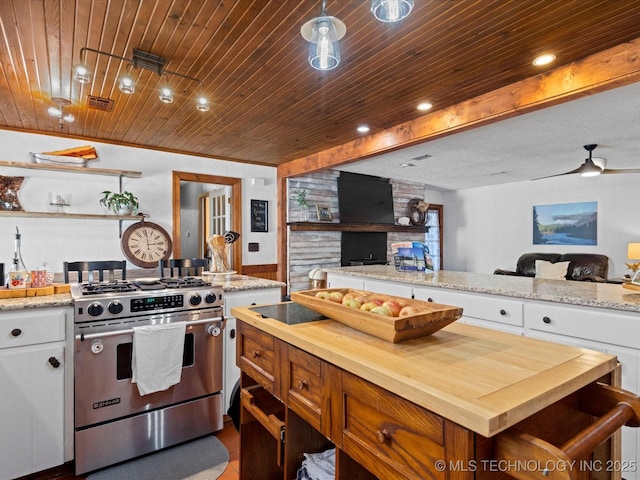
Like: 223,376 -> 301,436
297,380 -> 308,391
499,309 -> 506,316
11,328 -> 22,337
251,350 -> 261,359
542,316 -> 551,324
230,328 -> 236,339
375,429 -> 390,444
48,357 -> 61,368
427,298 -> 433,302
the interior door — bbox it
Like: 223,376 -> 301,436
207,187 -> 233,268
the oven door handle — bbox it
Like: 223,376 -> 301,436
75,317 -> 225,341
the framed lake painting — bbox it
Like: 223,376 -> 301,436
533,201 -> 597,245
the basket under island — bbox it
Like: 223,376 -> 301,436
232,300 -> 640,480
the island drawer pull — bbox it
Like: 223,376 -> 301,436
375,429 -> 390,444
494,383 -> 640,480
251,350 -> 261,359
297,380 -> 308,391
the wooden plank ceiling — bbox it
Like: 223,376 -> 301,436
1,0 -> 640,168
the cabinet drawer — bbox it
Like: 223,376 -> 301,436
413,287 -> 523,327
284,345 -> 326,434
525,302 -> 640,349
238,321 -> 277,394
339,371 -> 446,480
0,308 -> 66,349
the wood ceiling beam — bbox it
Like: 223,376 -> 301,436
277,37 -> 640,179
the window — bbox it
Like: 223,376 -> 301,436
424,204 -> 443,270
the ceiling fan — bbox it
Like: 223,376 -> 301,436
535,144 -> 640,179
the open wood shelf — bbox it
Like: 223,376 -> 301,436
0,160 -> 142,178
0,210 -> 145,220
288,221 -> 429,233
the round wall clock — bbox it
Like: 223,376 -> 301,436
121,221 -> 173,268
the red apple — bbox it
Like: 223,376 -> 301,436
329,291 -> 344,303
399,305 -> 421,317
371,298 -> 384,306
371,305 -> 393,316
360,302 -> 377,312
382,300 -> 402,317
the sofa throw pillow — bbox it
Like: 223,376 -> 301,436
535,260 -> 570,280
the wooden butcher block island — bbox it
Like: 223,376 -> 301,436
232,302 -> 640,480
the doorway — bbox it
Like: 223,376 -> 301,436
171,171 -> 243,272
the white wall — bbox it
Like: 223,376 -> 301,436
442,173 -> 638,278
0,130 -> 277,274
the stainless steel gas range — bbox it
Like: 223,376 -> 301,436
71,277 -> 225,475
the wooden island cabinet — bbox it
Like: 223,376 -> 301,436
232,305 -> 640,480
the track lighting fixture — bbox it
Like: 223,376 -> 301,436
73,47 -> 208,111
47,98 -> 75,129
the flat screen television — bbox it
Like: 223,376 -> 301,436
337,172 -> 395,224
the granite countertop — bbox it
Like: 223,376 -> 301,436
207,274 -> 285,292
0,275 -> 285,311
324,265 -> 640,313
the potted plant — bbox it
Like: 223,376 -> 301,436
100,190 -> 139,215
294,189 -> 309,221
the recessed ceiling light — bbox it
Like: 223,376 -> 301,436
411,153 -> 432,161
532,53 -> 556,66
400,162 -> 416,168
357,125 -> 370,133
417,102 -> 433,111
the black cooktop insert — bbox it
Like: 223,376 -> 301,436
249,302 -> 326,325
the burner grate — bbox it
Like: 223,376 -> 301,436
160,277 -> 209,289
81,281 -> 139,295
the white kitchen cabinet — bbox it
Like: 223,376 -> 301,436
326,273 -> 364,290
363,278 -> 412,297
525,301 -> 640,480
0,307 -> 69,480
412,286 -> 524,335
223,288 -> 281,412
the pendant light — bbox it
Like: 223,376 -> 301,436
371,0 -> 414,22
300,1 -> 346,71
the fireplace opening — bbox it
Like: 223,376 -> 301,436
341,232 -> 388,266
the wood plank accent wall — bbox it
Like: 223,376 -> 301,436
286,171 -> 429,293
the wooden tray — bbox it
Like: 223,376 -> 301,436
290,288 -> 463,343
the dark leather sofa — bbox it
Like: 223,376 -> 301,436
494,253 -> 609,282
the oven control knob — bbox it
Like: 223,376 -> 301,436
205,292 -> 217,304
189,293 -> 202,306
87,302 -> 104,317
207,325 -> 221,337
91,340 -> 104,354
108,300 -> 124,315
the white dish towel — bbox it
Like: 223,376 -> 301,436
132,321 -> 186,396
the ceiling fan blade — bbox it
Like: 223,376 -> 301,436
531,166 -> 582,180
601,168 -> 640,175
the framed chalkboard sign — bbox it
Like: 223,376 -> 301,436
251,199 -> 268,232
